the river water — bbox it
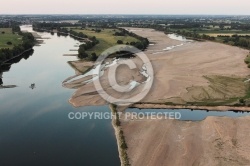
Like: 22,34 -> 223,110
0,25 -> 120,166
126,108 -> 250,121
2,25 -> 249,166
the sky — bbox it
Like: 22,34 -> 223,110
0,0 -> 250,15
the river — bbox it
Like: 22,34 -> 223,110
0,25 -> 120,166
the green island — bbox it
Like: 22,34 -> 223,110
0,24 -> 35,65
71,28 -> 139,56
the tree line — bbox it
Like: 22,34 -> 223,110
117,28 -> 149,50
169,30 -> 216,41
218,35 -> 250,50
33,22 -> 149,61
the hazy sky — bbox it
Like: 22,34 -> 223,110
0,0 -> 249,15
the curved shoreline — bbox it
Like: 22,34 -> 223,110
1,48 -> 33,65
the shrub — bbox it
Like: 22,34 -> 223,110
239,98 -> 245,104
120,142 -> 128,149
6,41 -> 12,45
89,53 -> 97,61
117,40 -> 123,44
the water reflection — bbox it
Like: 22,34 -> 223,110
0,25 -> 120,166
127,108 -> 250,121
0,49 -> 34,89
0,72 -> 2,85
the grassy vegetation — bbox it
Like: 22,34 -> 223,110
183,75 -> 250,106
171,27 -> 250,34
171,27 -> 250,49
155,75 -> 250,107
244,54 -> 250,68
203,33 -> 250,37
197,30 -> 250,35
171,26 -> 250,36
0,28 -> 22,49
71,28 -> 139,55
110,104 -> 130,166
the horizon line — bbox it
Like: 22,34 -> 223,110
0,14 -> 250,16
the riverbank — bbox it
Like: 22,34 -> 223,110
110,104 -> 130,166
121,116 -> 250,166
1,48 -> 32,65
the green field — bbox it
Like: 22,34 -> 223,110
197,30 -> 250,37
71,28 -> 139,55
174,28 -> 250,36
0,28 -> 22,49
195,29 -> 250,36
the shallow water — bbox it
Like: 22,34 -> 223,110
167,34 -> 193,42
126,108 -> 250,121
0,25 -> 120,166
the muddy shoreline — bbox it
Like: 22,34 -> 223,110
131,103 -> 250,112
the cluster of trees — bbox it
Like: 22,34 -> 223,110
231,23 -> 250,31
0,22 -> 21,34
117,40 -> 123,44
78,45 -> 97,61
114,31 -> 126,36
118,28 -> 149,50
0,21 -> 21,28
170,30 -> 216,41
218,35 -> 250,49
33,22 -> 77,31
0,28 -> 35,64
169,23 -> 202,29
12,25 -> 21,33
58,27 -> 69,33
91,29 -> 101,33
69,30 -> 88,38
78,38 -> 99,61
114,29 -> 149,50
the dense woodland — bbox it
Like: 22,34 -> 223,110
0,24 -> 35,64
217,35 -> 250,49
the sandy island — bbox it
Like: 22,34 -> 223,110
64,28 -> 250,108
